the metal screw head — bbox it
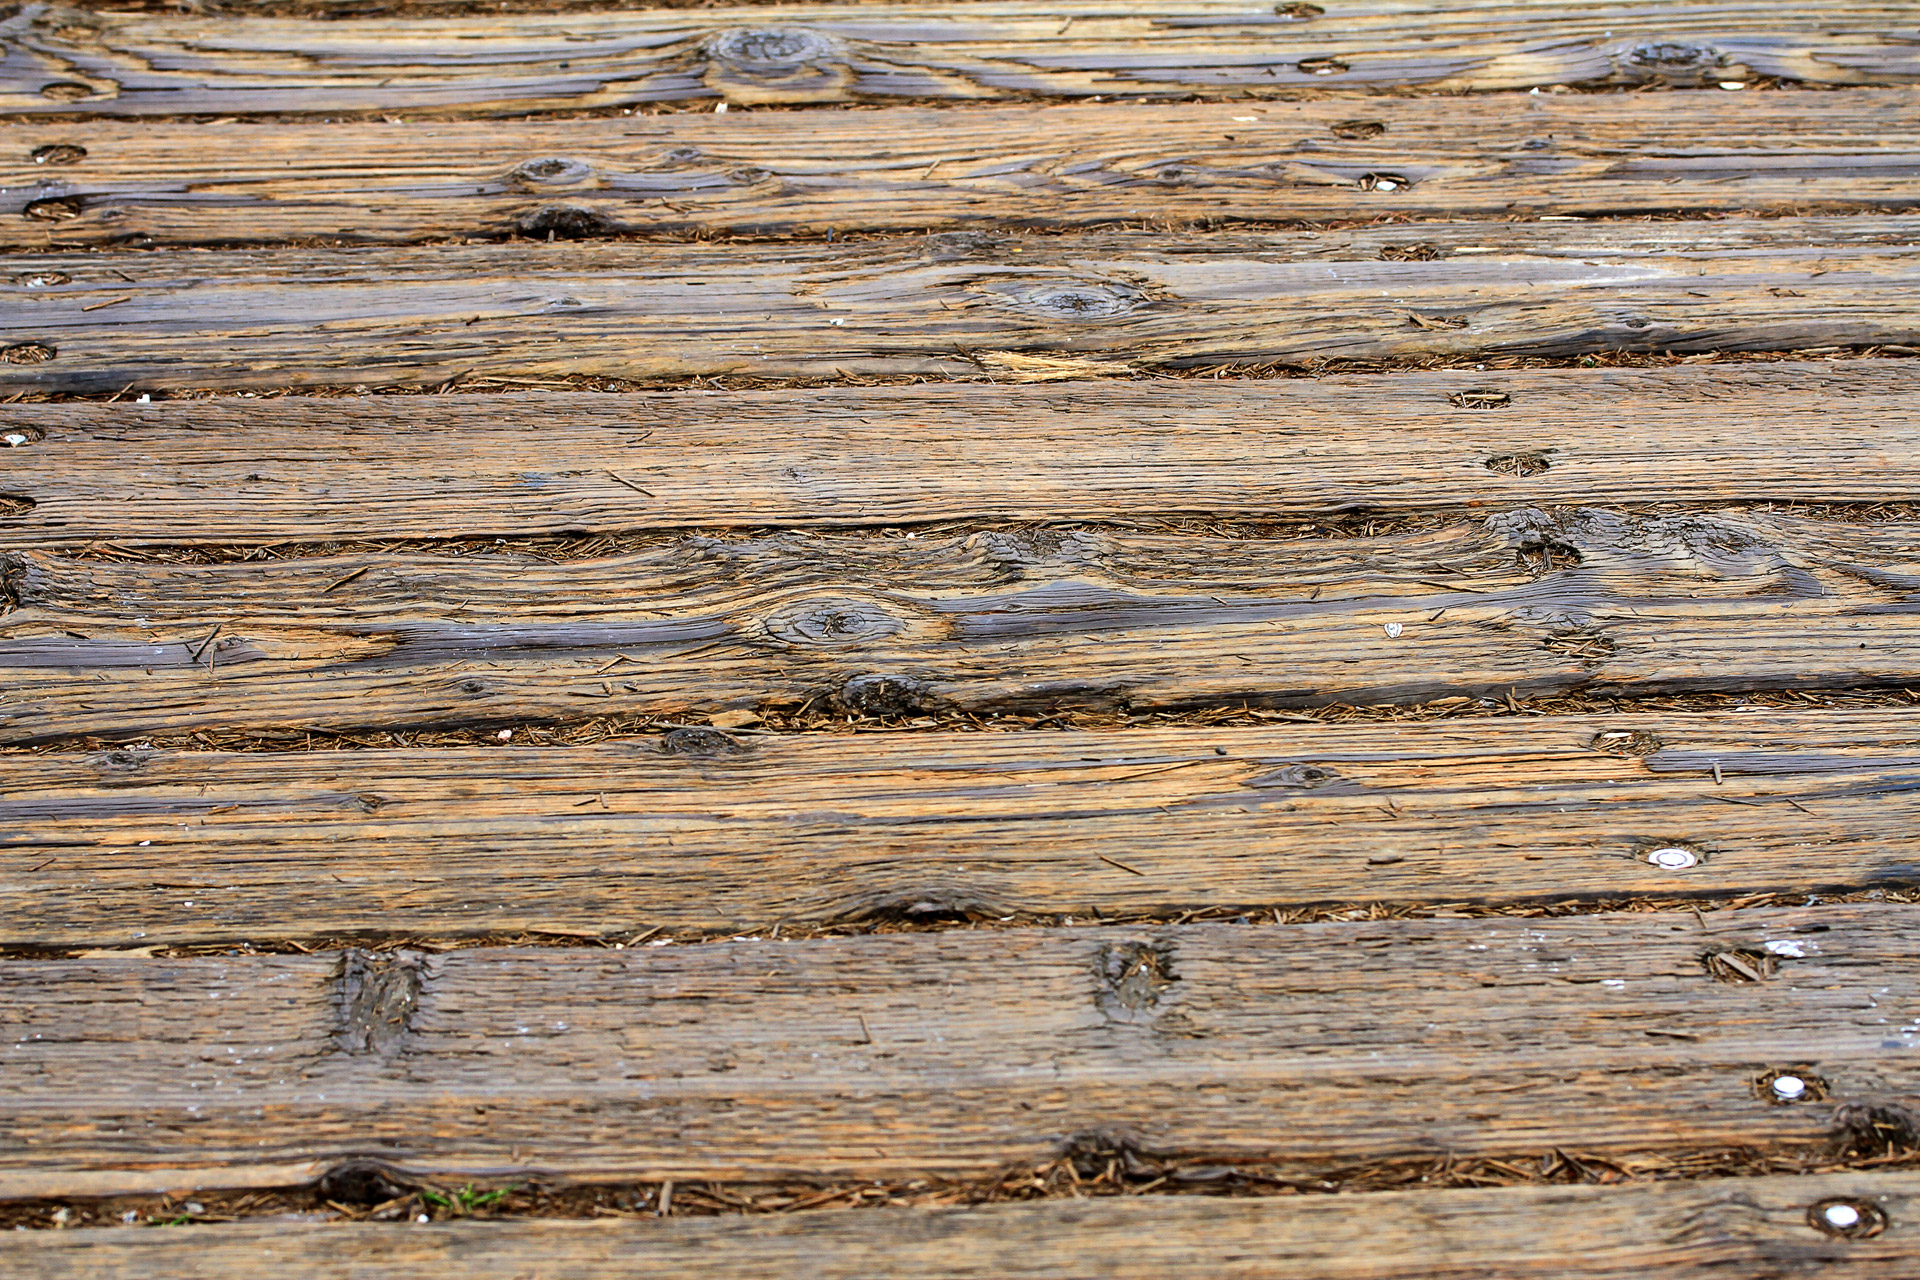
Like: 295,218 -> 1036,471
1824,1204 -> 1862,1229
1647,846 -> 1700,870
1771,1075 -> 1808,1101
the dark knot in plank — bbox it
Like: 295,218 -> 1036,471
1095,940 -> 1176,1023
703,27 -> 852,104
980,279 -> 1148,322
335,949 -> 426,1057
762,595 -> 912,648
511,157 -> 596,188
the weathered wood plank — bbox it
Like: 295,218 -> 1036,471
0,905 -> 1910,1197
4,1 -> 1918,117
7,1175 -> 1916,1279
2,711 -> 1917,946
10,90 -> 1920,247
5,218 -> 1919,394
4,362 -> 1918,548
6,506 -> 1920,741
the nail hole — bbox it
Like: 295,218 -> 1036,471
1450,389 -> 1511,409
1486,453 -> 1550,477
30,144 -> 87,166
1274,2 -> 1323,16
23,196 -> 83,222
1297,56 -> 1348,75
2,344 -> 56,365
1755,1070 -> 1827,1104
1702,947 -> 1779,983
39,82 -> 95,102
1808,1198 -> 1885,1239
1330,119 -> 1385,139
1359,172 -> 1411,192
659,726 -> 748,757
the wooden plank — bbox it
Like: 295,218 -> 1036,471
3,361 -> 1919,548
5,217 -> 1919,394
7,505 -> 1920,742
7,1174 -> 1917,1279
3,710 -> 1917,946
4,1 -> 1918,118
10,90 -> 1920,247
0,905 -> 1911,1197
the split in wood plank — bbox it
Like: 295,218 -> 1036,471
3,711 -> 1918,944
4,1 -> 1920,117
6,1173 -> 1915,1279
5,218 -> 1920,392
9,504 -> 1920,740
0,906 -> 1912,1197
9,90 -> 1920,247
3,362 -> 1917,547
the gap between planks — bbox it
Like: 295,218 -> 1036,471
7,90 -> 1920,248
4,1174 -> 1916,1279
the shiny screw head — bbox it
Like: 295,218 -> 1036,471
1647,846 -> 1700,870
1771,1075 -> 1808,1101
1824,1203 -> 1862,1230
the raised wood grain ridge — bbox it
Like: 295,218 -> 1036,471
3,711 -> 1917,945
8,505 -> 1920,741
1,906 -> 1913,1198
5,218 -> 1920,393
4,1 -> 1919,117
10,90 -> 1920,248
7,1174 -> 1915,1279
3,362 -> 1919,547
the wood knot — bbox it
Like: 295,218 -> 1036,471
335,949 -> 426,1057
39,82 -> 98,102
762,596 -> 911,648
659,726 -> 748,756
704,27 -> 851,104
516,204 -> 620,239
985,279 -> 1147,322
1241,763 -> 1344,790
1330,119 -> 1384,139
834,672 -> 937,717
90,747 -> 153,782
1622,41 -> 1729,83
511,157 -> 595,187
1095,941 -> 1176,1022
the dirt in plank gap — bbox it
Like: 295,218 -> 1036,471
4,344 -> 1913,406
6,1125 -> 1919,1232
4,887 -> 1911,962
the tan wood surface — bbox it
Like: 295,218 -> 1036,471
9,90 -> 1920,247
5,362 -> 1919,547
3,711 -> 1916,946
0,905 -> 1910,1198
8,504 -> 1920,741
4,1 -> 1919,117
7,1174 -> 1916,1279
5,218 -> 1920,393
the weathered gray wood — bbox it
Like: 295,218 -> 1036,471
3,711 -> 1917,946
3,362 -> 1919,548
7,1175 -> 1917,1279
0,905 -> 1910,1198
4,1 -> 1918,118
4,218 -> 1919,393
6,505 -> 1920,741
10,90 -> 1920,247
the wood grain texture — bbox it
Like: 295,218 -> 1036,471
8,504 -> 1920,741
6,218 -> 1920,393
7,1175 -> 1917,1279
0,905 -> 1911,1197
10,90 -> 1920,248
3,711 -> 1918,945
4,362 -> 1919,548
4,0 -> 1919,117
